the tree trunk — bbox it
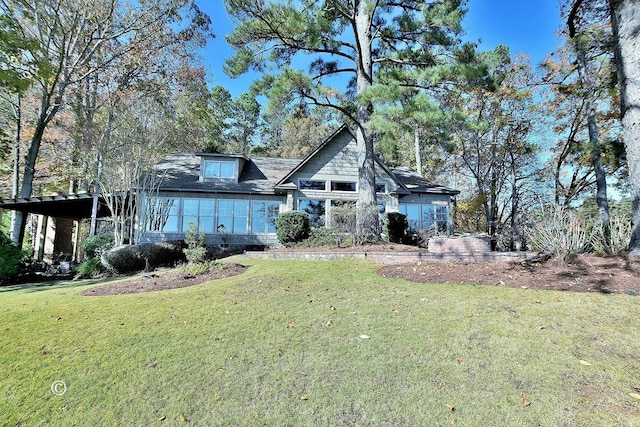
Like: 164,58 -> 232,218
574,45 -> 610,223
9,95 -> 21,244
354,0 -> 380,243
609,0 -> 640,255
414,127 -> 422,176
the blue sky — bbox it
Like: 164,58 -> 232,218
198,0 -> 564,97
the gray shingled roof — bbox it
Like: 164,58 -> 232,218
149,153 -> 458,196
150,153 -> 300,195
391,166 -> 459,195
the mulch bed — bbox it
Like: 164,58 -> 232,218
80,263 -> 247,296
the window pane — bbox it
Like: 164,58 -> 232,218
200,200 -> 215,216
422,205 -> 435,228
403,204 -> 420,230
217,217 -> 232,233
300,199 -> 325,227
200,217 -> 214,233
234,217 -> 248,233
162,215 -> 179,233
220,162 -> 235,178
204,161 -> 219,177
183,199 -> 198,216
267,202 -> 279,233
331,181 -> 356,191
299,180 -> 326,190
375,183 -> 386,193
218,200 -> 233,216
146,198 -> 179,232
252,217 -> 266,234
183,216 -> 198,232
235,200 -> 249,216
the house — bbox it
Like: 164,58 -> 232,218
138,126 -> 459,248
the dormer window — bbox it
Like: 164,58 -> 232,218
203,159 -> 235,179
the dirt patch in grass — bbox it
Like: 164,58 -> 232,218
378,253 -> 640,295
80,263 -> 247,296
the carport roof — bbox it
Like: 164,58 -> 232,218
0,193 -> 112,220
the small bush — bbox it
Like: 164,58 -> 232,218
184,222 -> 208,264
529,205 -> 589,263
184,260 -> 220,276
383,212 -> 408,243
75,258 -> 104,279
81,233 -> 114,259
331,204 -> 356,235
0,231 -> 25,283
102,241 -> 185,274
275,211 -> 310,246
299,227 -> 344,247
590,213 -> 632,255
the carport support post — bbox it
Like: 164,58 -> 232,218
36,215 -> 48,262
89,193 -> 99,236
73,220 -> 81,261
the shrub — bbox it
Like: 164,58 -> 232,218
300,227 -> 344,247
75,258 -> 104,279
331,204 -> 356,235
102,241 -> 185,274
183,222 -> 208,264
0,231 -> 25,283
184,260 -> 220,276
529,205 -> 589,263
81,234 -> 114,259
382,212 -> 408,243
275,211 -> 310,246
590,213 -> 632,255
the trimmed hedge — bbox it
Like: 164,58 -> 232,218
275,211 -> 310,246
383,212 -> 408,243
101,241 -> 186,274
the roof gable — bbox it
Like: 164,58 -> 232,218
275,125 -> 408,193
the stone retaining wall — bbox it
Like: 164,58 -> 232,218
244,250 -> 535,264
428,236 -> 491,254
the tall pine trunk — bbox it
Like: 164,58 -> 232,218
609,0 -> 640,255
354,0 -> 380,243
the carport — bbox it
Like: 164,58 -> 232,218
0,193 -> 112,262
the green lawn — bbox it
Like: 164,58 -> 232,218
2,258 -> 640,426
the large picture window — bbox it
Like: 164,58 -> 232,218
145,197 -> 279,235
399,203 -> 449,231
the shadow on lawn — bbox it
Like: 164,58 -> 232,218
0,276 -> 115,294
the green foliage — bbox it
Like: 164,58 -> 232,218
382,212 -> 408,243
299,227 -> 344,248
529,205 -> 590,262
183,259 -> 220,277
0,230 -> 24,283
590,213 -> 632,255
183,222 -> 208,264
275,211 -> 310,246
81,234 -> 114,259
101,242 -> 185,274
75,258 -> 104,279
